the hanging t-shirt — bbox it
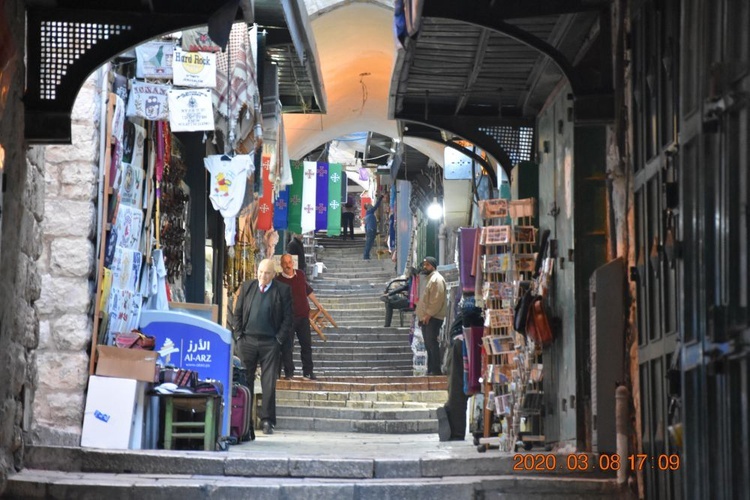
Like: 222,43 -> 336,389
204,154 -> 253,218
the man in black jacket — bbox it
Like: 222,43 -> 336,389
231,258 -> 293,435
286,233 -> 306,274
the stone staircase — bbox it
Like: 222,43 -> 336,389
7,444 -> 634,499
275,235 -> 443,432
6,235 -> 633,498
275,377 -> 446,433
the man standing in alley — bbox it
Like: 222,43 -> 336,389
416,256 -> 447,375
231,258 -> 293,435
363,193 -> 384,260
275,253 -> 318,380
286,232 -> 307,274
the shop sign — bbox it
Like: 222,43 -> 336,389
172,48 -> 216,88
126,81 -> 170,121
168,88 -> 215,132
135,41 -> 174,79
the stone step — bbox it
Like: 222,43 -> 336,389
276,390 -> 447,403
276,416 -> 437,433
16,445 -> 625,484
291,370 -> 415,378
301,346 -> 411,355
316,296 -> 386,303
275,376 -> 447,392
6,470 -> 630,499
305,364 -> 414,374
296,352 -> 412,361
277,399 -> 441,409
277,405 -> 437,420
314,269 -> 395,278
300,340 -> 411,348
311,333 -> 410,342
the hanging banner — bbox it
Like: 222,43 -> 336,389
327,163 -> 343,236
172,48 -> 217,88
181,28 -> 222,53
315,162 -> 328,231
167,88 -> 214,132
130,122 -> 146,171
110,247 -> 143,292
126,81 -> 170,121
287,161 -> 303,234
257,154 -> 274,231
135,41 -> 174,79
111,204 -> 144,252
118,163 -> 144,207
301,161 -> 317,234
273,186 -> 289,230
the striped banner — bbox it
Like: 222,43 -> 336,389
287,161 -> 303,234
256,154 -> 274,230
301,161 -> 317,234
315,162 -> 328,231
327,163 -> 343,236
273,186 -> 289,230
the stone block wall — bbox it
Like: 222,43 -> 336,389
32,73 -> 101,446
0,0 -> 38,492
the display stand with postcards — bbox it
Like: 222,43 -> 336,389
475,198 -> 545,452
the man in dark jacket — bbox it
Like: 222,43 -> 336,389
286,233 -> 307,274
231,258 -> 293,435
363,194 -> 384,260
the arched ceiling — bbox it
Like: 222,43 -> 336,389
283,2 -> 445,165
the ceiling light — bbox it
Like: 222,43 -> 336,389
427,197 -> 442,220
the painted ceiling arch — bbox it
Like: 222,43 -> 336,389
283,2 -> 445,166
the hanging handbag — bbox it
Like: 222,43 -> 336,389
114,330 -> 156,350
514,286 -> 534,334
526,296 -> 554,347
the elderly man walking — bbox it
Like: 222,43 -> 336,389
275,253 -> 319,380
231,258 -> 293,435
415,256 -> 447,375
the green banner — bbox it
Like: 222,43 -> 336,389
326,163 -> 343,236
287,161 -> 303,234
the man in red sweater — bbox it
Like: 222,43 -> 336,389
274,253 -> 318,379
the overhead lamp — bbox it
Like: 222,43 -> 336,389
427,197 -> 443,220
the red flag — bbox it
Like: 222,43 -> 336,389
256,154 -> 274,230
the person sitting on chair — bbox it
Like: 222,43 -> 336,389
380,267 -> 416,327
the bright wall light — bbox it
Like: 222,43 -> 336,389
427,197 -> 443,220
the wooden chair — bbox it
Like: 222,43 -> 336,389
162,393 -> 220,451
308,296 -> 336,341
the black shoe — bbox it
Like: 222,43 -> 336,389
261,421 -> 274,435
303,373 -> 317,380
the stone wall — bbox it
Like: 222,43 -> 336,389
0,0 -> 38,492
32,73 -> 101,446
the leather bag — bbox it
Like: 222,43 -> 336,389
114,330 -> 156,350
526,296 -> 554,347
514,288 -> 534,334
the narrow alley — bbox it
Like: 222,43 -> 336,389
6,238 -> 628,498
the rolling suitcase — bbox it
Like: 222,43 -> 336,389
237,384 -> 254,441
231,383 -> 255,442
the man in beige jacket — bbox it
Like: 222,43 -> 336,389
416,256 -> 447,375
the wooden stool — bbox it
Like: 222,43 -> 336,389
162,394 -> 220,451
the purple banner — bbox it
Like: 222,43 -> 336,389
315,161 -> 329,230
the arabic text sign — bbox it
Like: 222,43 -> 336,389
139,310 -> 232,436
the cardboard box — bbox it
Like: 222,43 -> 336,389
96,345 -> 158,382
81,375 -> 144,449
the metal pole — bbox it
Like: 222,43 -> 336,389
616,384 -> 629,485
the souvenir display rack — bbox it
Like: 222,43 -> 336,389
475,197 -> 544,452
